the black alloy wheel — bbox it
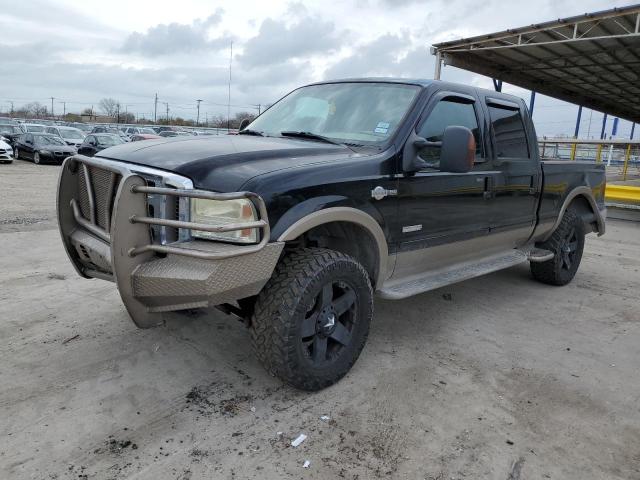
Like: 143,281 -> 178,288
300,280 -> 357,366
251,248 -> 373,391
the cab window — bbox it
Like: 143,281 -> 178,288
417,98 -> 482,168
487,105 -> 529,158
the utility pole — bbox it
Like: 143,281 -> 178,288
161,102 -> 169,124
61,101 -> 66,118
8,101 -> 14,115
50,97 -> 55,118
196,99 -> 203,126
227,41 -> 233,130
116,103 -> 121,124
154,93 -> 158,123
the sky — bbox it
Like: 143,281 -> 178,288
0,0 -> 635,137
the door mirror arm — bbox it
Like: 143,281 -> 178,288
402,131 -> 442,173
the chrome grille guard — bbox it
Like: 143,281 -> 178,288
60,154 -> 270,261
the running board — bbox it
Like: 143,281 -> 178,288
378,249 -> 531,300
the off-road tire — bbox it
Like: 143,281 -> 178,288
250,248 -> 373,391
530,207 -> 585,286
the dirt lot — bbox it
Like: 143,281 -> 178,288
1,160 -> 639,480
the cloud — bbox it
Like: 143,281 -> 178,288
238,15 -> 344,68
120,9 -> 229,56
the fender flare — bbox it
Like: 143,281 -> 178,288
277,207 -> 389,287
542,186 -> 605,241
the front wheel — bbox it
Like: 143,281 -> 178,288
14,148 -> 19,160
530,208 -> 585,286
33,152 -> 41,164
250,248 -> 373,391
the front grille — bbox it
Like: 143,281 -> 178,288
76,163 -> 181,243
77,166 -> 121,230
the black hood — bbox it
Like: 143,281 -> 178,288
97,135 -> 360,191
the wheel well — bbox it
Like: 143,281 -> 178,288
285,221 -> 380,287
568,195 -> 598,233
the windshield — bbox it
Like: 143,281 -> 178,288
36,135 -> 66,146
26,125 -> 45,132
97,135 -> 124,146
248,82 -> 420,145
140,128 -> 156,134
59,129 -> 84,139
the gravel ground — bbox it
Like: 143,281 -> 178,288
1,159 -> 639,480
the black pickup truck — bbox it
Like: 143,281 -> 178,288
57,79 -> 606,390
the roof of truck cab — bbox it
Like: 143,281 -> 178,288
308,77 -> 435,87
308,77 -> 527,106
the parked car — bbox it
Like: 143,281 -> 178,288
14,133 -> 76,164
90,125 -> 129,142
130,133 -> 162,141
0,117 -> 25,131
158,130 -> 191,137
56,78 -> 606,390
0,137 -> 13,163
123,127 -> 157,137
44,126 -> 86,148
23,123 -> 47,133
0,124 -> 24,146
77,133 -> 125,157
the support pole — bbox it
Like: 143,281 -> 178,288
492,79 -> 503,92
600,113 -> 608,140
529,91 -> 536,116
574,105 -> 582,138
612,117 -> 619,138
631,123 -> 636,140
434,51 -> 442,80
622,144 -> 631,180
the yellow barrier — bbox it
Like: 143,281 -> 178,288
605,184 -> 640,204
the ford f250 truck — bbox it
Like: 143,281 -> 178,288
57,79 -> 606,390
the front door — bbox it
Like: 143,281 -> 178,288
391,91 -> 499,279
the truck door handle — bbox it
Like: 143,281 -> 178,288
483,176 -> 493,200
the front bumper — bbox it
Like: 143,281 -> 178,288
57,155 -> 283,328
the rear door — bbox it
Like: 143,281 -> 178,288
481,97 -> 540,246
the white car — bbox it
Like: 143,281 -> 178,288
24,123 -> 47,133
44,126 -> 86,148
0,138 -> 13,163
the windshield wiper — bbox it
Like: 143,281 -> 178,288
238,129 -> 264,136
280,131 -> 355,151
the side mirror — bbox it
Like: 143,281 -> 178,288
26,139 -> 33,145
439,126 -> 476,173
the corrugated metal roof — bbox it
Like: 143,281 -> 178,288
432,5 -> 640,123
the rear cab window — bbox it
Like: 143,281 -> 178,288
486,99 -> 530,159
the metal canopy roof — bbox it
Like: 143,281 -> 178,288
431,5 -> 640,123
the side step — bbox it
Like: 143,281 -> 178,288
378,249 -> 531,300
527,247 -> 554,263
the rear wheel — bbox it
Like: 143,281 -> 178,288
250,248 -> 373,391
530,208 -> 585,286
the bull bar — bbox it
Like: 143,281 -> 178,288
57,154 -> 284,328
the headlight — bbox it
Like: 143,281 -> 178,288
190,198 -> 258,244
39,149 -> 49,155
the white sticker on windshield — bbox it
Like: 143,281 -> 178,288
374,122 -> 390,134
